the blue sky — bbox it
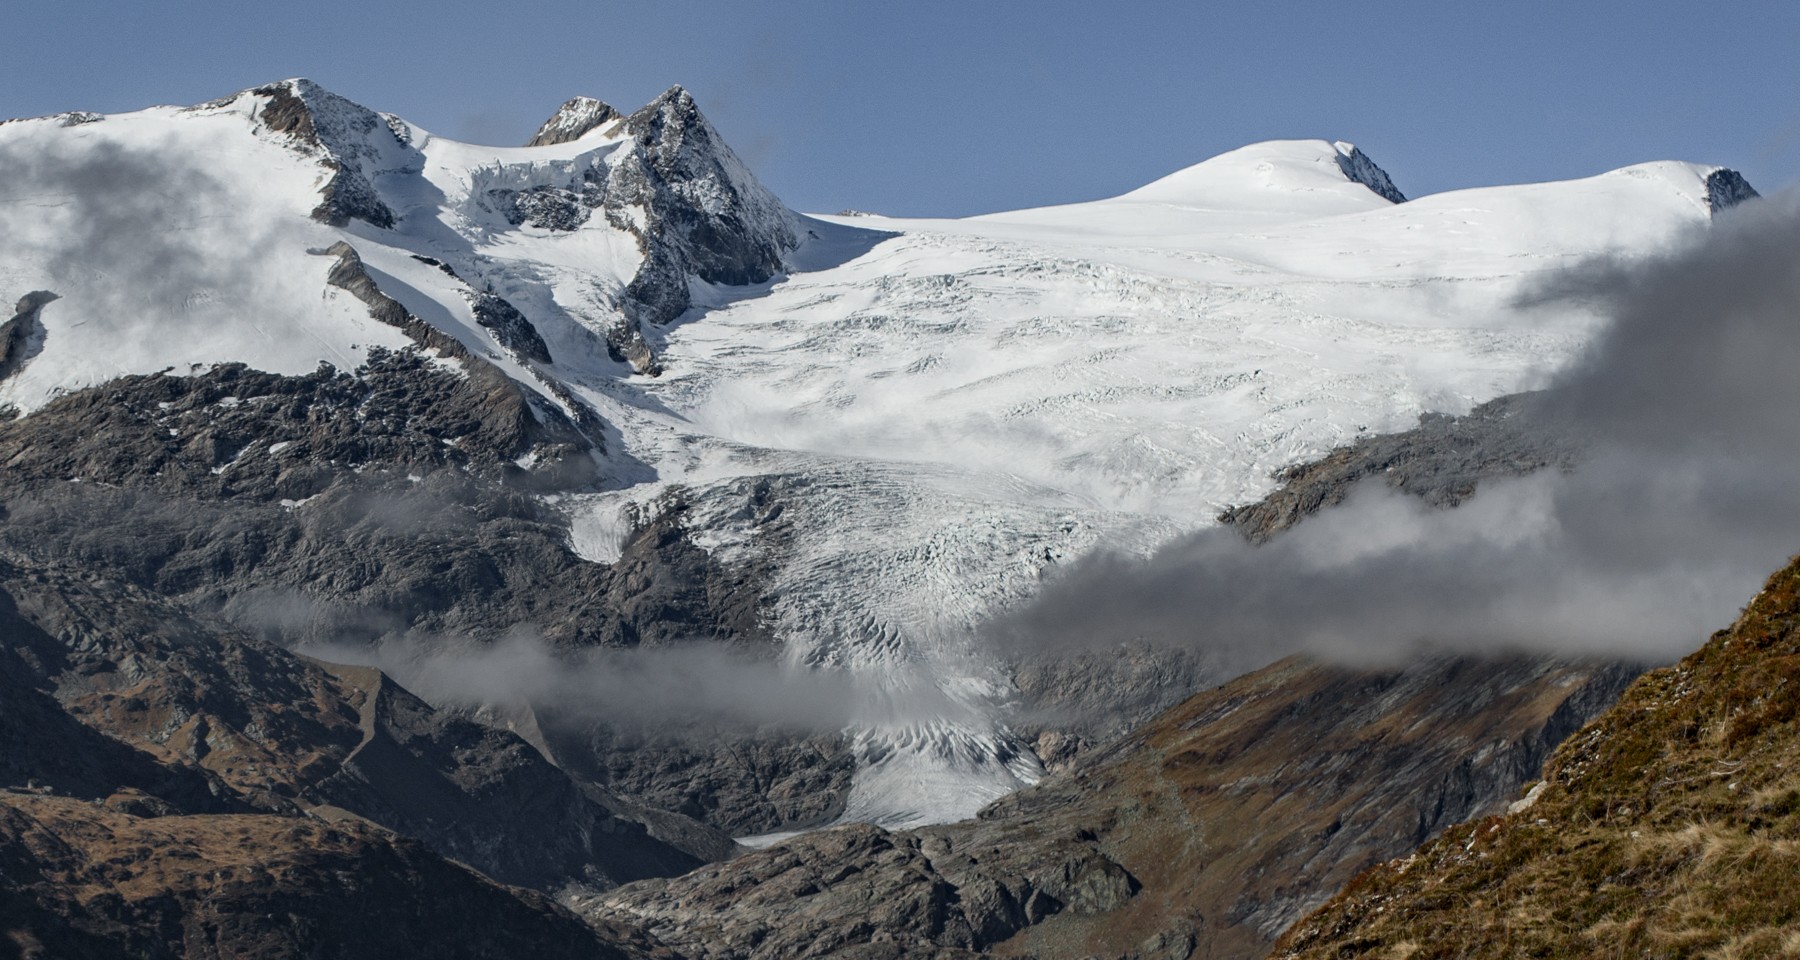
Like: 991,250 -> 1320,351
8,0 -> 1797,216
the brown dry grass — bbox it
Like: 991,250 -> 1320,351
1275,556 -> 1800,960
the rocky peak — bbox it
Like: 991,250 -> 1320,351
251,78 -> 413,228
1705,166 -> 1759,213
1331,140 -> 1407,203
600,84 -> 798,361
526,96 -> 622,147
623,84 -> 701,146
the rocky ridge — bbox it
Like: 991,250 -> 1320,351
239,78 -> 799,376
1706,167 -> 1761,213
1217,391 -> 1575,543
0,793 -> 657,960
1332,141 -> 1407,204
0,357 -> 848,833
0,555 -> 737,890
529,96 -> 624,147
251,79 -> 407,230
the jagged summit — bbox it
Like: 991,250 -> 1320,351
526,96 -> 621,147
249,78 -> 410,229
606,83 -> 799,329
1331,140 -> 1407,203
1704,167 -> 1759,213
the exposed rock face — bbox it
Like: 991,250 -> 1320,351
470,289 -> 556,363
552,724 -> 854,838
1705,166 -> 1760,213
0,794 -> 653,960
322,240 -> 602,486
0,290 -> 54,388
0,352 -> 840,834
480,85 -> 800,374
0,350 -> 583,503
527,496 -> 856,836
584,655 -> 1636,960
1277,556 -> 1800,958
1333,141 -> 1407,203
494,86 -> 802,373
1218,391 -> 1575,543
588,821 -> 1139,959
610,86 -> 798,328
0,557 -> 737,892
408,253 -> 560,367
253,79 -> 410,229
528,96 -> 623,147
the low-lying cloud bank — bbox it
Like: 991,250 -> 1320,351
992,191 -> 1800,671
307,630 -> 981,733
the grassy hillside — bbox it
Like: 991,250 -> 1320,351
1276,556 -> 1800,959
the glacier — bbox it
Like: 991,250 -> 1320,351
0,79 -> 1752,828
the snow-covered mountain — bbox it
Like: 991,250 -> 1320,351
0,80 -> 1758,829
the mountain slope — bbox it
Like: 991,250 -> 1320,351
582,654 -> 1633,960
0,794 -> 656,960
1276,555 -> 1800,959
0,80 -> 1760,831
627,153 -> 1750,825
0,554 -> 739,891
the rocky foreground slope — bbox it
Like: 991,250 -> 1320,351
0,550 -> 748,925
580,654 -> 1632,960
1275,555 -> 1800,959
0,794 -> 655,960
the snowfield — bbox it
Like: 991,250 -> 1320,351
623,150 -> 1730,825
0,82 -> 1743,828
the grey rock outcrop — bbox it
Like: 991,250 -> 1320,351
1218,391 -> 1576,542
253,79 -> 412,229
321,241 -> 601,487
1705,167 -> 1760,213
1333,142 -> 1406,203
528,96 -> 623,147
0,554 -> 738,893
494,86 -> 802,374
587,821 -> 1138,960
0,290 -> 54,387
0,348 -> 843,835
609,86 -> 798,326
410,253 -> 558,366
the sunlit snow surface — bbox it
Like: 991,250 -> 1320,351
0,96 -> 1728,827
579,150 -> 1725,828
